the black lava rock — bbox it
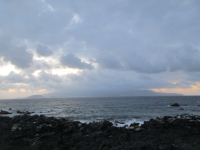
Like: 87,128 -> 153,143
1,114 -> 200,150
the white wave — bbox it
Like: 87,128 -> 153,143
75,118 -> 146,128
113,119 -> 145,127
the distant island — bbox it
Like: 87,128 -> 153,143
42,89 -> 183,98
26,90 -> 183,99
26,95 -> 45,99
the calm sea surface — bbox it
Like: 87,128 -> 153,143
1,96 -> 200,125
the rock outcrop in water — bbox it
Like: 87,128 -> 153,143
170,103 -> 180,107
17,110 -> 34,114
1,114 -> 200,150
0,110 -> 12,114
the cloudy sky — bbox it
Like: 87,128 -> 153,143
1,0 -> 200,99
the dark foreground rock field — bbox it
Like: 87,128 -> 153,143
1,114 -> 200,150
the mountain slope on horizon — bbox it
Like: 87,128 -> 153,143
43,89 -> 183,98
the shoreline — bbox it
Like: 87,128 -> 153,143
1,114 -> 200,150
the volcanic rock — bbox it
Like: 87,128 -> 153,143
170,103 -> 180,106
0,114 -> 200,150
0,110 -> 12,114
17,110 -> 32,114
114,120 -> 125,124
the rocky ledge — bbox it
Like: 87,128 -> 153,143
1,114 -> 200,150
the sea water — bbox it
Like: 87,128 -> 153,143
1,96 -> 200,126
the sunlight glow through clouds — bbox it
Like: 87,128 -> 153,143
51,68 -> 80,76
0,64 -> 20,76
39,89 -> 46,92
0,88 -> 51,99
172,82 -> 179,84
0,88 -> 47,93
14,83 -> 29,86
20,89 -> 26,92
33,70 -> 41,76
32,51 -> 82,76
152,82 -> 200,95
33,68 -> 80,77
1,89 -> 17,93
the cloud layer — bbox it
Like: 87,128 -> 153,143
0,0 -> 200,98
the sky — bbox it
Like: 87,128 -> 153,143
1,0 -> 200,99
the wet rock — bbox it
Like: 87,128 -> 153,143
36,125 -> 43,132
0,110 -> 12,114
127,126 -> 135,129
78,123 -> 82,127
100,120 -> 113,130
2,114 -> 200,150
114,120 -> 125,124
168,118 -> 175,123
130,123 -> 140,128
123,125 -> 128,128
17,110 -> 24,114
40,132 -> 55,138
11,124 -> 19,131
135,127 -> 145,132
170,103 -> 180,107
17,110 -> 32,114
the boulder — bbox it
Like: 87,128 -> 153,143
100,120 -> 113,130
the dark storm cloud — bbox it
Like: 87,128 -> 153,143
61,69 -> 178,91
1,0 -> 200,51
96,53 -> 123,70
94,45 -> 200,74
167,45 -> 200,72
4,71 -> 27,83
0,0 -> 72,45
183,72 -> 200,83
36,44 -> 53,57
60,53 -> 93,70
50,0 -> 200,50
0,35 -> 33,69
120,51 -> 168,74
38,71 -> 62,83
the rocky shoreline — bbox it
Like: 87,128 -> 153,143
1,114 -> 200,150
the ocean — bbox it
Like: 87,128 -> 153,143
1,96 -> 200,126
